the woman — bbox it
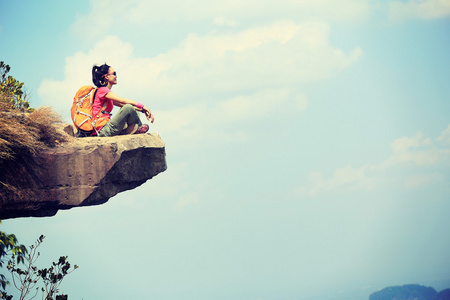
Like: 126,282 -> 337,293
91,63 -> 154,136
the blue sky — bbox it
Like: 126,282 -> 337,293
1,0 -> 450,299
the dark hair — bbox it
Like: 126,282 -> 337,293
92,63 -> 111,87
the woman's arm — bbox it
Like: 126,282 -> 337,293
105,91 -> 154,123
105,91 -> 137,107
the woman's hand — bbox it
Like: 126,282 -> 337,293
143,106 -> 154,123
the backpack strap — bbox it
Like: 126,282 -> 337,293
90,88 -> 98,105
92,100 -> 110,136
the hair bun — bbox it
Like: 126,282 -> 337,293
92,63 -> 110,87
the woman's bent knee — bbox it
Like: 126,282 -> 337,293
122,103 -> 134,113
119,103 -> 140,125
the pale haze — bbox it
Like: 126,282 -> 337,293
0,0 -> 449,299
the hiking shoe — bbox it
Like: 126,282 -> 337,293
135,124 -> 149,134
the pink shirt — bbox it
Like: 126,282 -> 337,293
92,87 -> 114,119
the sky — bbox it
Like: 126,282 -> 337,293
0,0 -> 450,299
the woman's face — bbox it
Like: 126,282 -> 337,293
104,67 -> 118,86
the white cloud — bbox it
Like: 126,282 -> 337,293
390,132 -> 432,153
381,131 -> 449,168
211,88 -> 307,124
71,0 -> 372,40
296,126 -> 450,196
296,165 -> 377,197
389,0 -> 450,20
437,124 -> 450,143
134,20 -> 362,99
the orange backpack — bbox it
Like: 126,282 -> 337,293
71,85 -> 109,136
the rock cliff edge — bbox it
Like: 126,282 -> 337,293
0,124 -> 167,219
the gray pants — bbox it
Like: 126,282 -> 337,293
98,104 -> 142,137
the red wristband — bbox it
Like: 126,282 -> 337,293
136,102 -> 144,109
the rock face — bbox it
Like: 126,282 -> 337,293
0,125 -> 167,219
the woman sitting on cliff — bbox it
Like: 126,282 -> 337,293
92,63 -> 154,136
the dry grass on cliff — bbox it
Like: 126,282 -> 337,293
0,92 -> 66,160
0,92 -> 67,194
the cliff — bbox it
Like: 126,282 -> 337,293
0,124 -> 167,219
